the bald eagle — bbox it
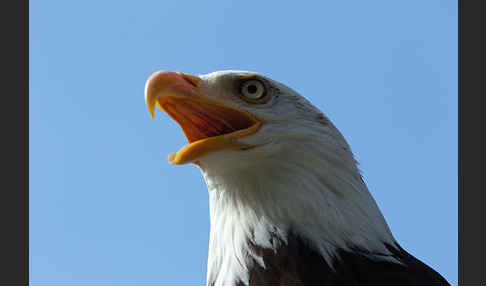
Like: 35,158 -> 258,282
145,70 -> 451,286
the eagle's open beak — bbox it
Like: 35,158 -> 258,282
145,71 -> 261,165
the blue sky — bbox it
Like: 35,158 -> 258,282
30,0 -> 457,285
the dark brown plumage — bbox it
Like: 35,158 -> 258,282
232,232 -> 450,286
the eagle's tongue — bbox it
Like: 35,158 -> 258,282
159,97 -> 255,143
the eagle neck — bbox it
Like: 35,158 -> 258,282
200,145 -> 396,286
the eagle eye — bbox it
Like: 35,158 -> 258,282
239,79 -> 269,103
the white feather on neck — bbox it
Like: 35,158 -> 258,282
198,136 -> 397,286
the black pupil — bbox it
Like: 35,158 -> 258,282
247,84 -> 258,94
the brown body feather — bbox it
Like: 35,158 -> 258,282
229,232 -> 450,286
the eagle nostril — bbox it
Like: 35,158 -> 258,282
177,72 -> 200,88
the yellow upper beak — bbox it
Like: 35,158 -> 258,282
144,71 -> 261,165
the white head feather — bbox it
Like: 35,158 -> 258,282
188,71 -> 396,286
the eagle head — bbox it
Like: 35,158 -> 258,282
145,70 -> 353,171
145,70 -> 398,286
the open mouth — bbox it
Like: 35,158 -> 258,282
145,71 -> 261,164
159,97 -> 257,143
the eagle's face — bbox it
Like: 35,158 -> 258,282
145,71 -> 397,282
145,70 -> 351,171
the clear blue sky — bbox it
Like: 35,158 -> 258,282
30,0 -> 457,285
